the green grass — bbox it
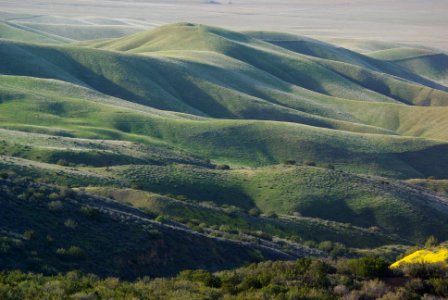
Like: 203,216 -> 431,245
0,22 -> 67,44
108,163 -> 448,243
82,186 -> 401,248
407,179 -> 448,197
0,173 -> 292,279
1,75 -> 448,178
14,22 -> 140,41
1,22 -> 448,278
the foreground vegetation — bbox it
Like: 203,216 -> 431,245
2,256 -> 448,300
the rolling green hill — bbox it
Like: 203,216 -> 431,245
1,22 -> 448,279
1,75 -> 448,178
0,22 -> 68,44
369,47 -> 448,84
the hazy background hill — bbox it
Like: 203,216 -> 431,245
1,0 -> 447,51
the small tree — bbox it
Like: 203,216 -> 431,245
64,219 -> 78,229
56,159 -> 69,166
345,257 -> 389,279
425,235 -> 438,248
80,206 -> 99,218
155,215 -> 166,223
23,229 -> 35,240
304,160 -> 316,167
215,164 -> 230,170
321,163 -> 335,170
248,208 -> 261,217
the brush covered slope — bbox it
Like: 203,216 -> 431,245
1,22 -> 448,278
0,173 -> 301,279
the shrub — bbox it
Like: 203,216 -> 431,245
303,160 -> 316,166
56,246 -> 85,260
80,206 -> 99,218
59,187 -> 75,198
215,164 -> 230,170
283,160 -> 296,165
359,279 -> 390,299
428,278 -> 448,297
344,257 -> 389,279
334,284 -> 348,296
424,235 -> 438,248
178,269 -> 221,288
64,219 -> 78,229
248,208 -> 261,217
56,159 -> 69,166
48,200 -> 63,211
318,241 -> 333,252
155,215 -> 166,223
321,163 -> 335,170
401,263 -> 445,279
48,192 -> 60,201
240,275 -> 266,290
46,235 -> 54,243
267,212 -> 278,219
23,229 -> 35,240
148,229 -> 162,239
262,283 -> 288,295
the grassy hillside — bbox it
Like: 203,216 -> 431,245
14,23 -> 141,41
406,179 -> 448,197
0,11 -> 146,43
0,22 -> 67,44
1,22 -> 448,281
1,75 -> 448,178
83,187 -> 397,248
81,23 -> 448,104
370,48 -> 448,84
0,173 -> 301,279
105,163 -> 448,243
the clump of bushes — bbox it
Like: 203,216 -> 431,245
64,219 -> 78,229
56,246 -> 85,260
214,164 -> 230,170
248,207 -> 261,217
79,206 -> 99,218
178,269 -> 222,288
1,257 -> 448,299
155,215 -> 167,223
341,257 -> 390,279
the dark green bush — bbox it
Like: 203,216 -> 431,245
344,257 -> 389,279
215,164 -> 230,170
178,269 -> 222,288
248,208 -> 261,217
303,160 -> 316,166
79,206 -> 99,218
155,215 -> 166,223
